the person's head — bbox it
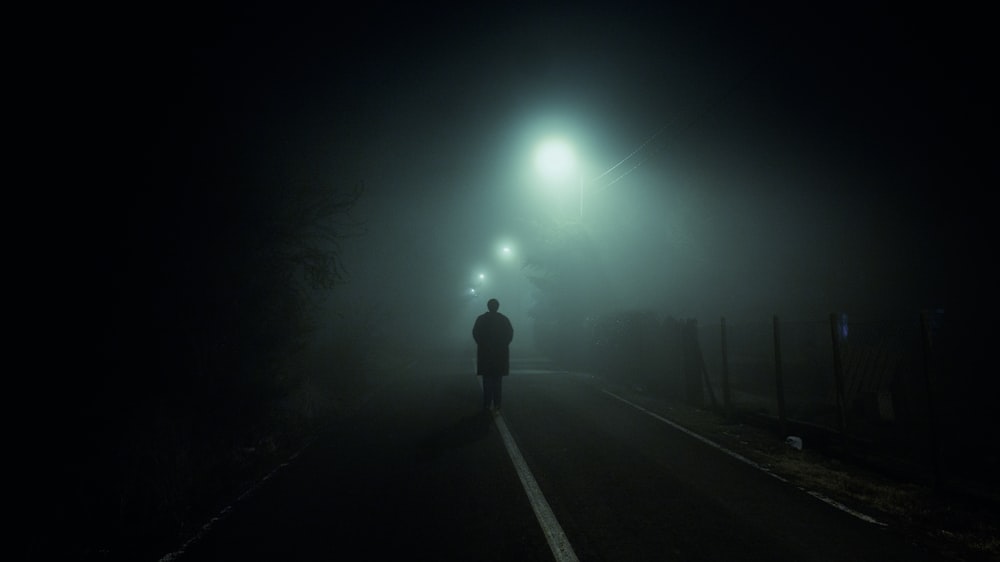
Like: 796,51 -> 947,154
487,298 -> 499,312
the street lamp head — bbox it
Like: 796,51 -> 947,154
535,136 -> 585,219
535,138 -> 575,181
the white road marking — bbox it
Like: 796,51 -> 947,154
494,413 -> 580,562
602,390 -> 887,527
157,446 -> 311,561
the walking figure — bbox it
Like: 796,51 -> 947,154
472,298 -> 514,413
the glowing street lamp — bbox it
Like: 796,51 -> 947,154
535,137 -> 584,219
497,241 -> 516,262
465,271 -> 487,299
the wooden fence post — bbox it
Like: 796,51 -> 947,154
683,319 -> 703,407
920,309 -> 943,488
773,315 -> 787,438
721,316 -> 731,419
829,313 -> 850,455
697,321 -> 718,411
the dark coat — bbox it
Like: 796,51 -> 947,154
472,310 -> 514,376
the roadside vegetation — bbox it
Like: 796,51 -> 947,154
40,142 -> 379,560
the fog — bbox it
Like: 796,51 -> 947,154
280,3 -> 956,360
59,2 -> 988,430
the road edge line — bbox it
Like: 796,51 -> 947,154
602,390 -> 887,527
494,413 -> 580,562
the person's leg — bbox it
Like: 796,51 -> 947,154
484,376 -> 500,410
494,376 -> 502,409
481,376 -> 490,410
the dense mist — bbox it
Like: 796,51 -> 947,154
297,3 -> 955,359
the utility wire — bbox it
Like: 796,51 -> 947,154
589,53 -> 772,193
589,121 -> 670,183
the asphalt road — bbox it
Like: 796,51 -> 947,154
174,351 -> 952,561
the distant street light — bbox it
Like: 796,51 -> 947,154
464,271 -> 487,301
535,137 -> 584,219
498,241 -> 516,262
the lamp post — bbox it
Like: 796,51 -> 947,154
577,172 -> 583,219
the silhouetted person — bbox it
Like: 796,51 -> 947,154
472,298 -> 513,413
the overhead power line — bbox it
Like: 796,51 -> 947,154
589,54 -> 771,192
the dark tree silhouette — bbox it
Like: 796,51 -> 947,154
43,128 -> 366,559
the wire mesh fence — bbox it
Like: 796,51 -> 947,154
581,309 -> 959,486
691,312 -> 945,483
